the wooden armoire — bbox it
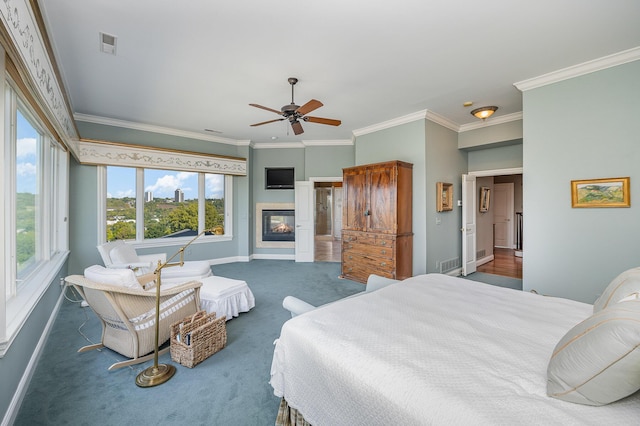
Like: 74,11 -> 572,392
341,160 -> 413,283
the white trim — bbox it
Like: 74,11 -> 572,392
476,254 -> 495,267
250,141 -> 306,149
425,110 -> 459,132
302,139 -> 353,146
73,113 -> 245,146
208,256 -> 250,266
514,46 -> 640,91
2,287 -> 66,426
251,253 -> 295,260
459,112 -> 523,133
77,140 -> 247,176
352,110 -> 428,136
469,167 -> 523,177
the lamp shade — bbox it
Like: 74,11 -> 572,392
471,106 -> 497,119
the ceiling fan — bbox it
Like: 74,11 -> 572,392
249,77 -> 341,135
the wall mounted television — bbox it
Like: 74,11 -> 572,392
265,167 -> 295,189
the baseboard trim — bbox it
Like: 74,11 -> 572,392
476,254 -> 495,267
251,254 -> 295,261
3,289 -> 66,426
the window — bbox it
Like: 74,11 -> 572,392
1,77 -> 69,355
103,166 -> 230,243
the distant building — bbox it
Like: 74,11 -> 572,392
144,191 -> 153,202
174,188 -> 184,203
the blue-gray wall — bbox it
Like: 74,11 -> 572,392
522,60 -> 640,303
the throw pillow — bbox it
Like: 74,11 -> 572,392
547,300 -> 640,406
593,267 -> 640,313
84,265 -> 140,289
109,243 -> 139,264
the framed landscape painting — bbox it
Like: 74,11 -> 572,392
571,177 -> 630,208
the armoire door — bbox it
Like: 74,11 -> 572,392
367,164 -> 397,233
342,168 -> 367,231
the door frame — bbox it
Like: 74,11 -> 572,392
463,167 -> 523,274
296,176 -> 342,262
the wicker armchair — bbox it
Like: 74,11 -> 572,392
65,274 -> 202,370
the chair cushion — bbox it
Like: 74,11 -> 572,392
109,243 -> 140,264
84,265 -> 140,289
547,300 -> 640,405
593,267 -> 640,313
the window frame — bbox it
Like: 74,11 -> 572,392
98,166 -> 233,249
0,75 -> 70,356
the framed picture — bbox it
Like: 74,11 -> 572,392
436,182 -> 453,212
479,187 -> 491,212
571,177 -> 630,208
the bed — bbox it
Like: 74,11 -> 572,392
270,273 -> 640,425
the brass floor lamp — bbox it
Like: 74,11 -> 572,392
135,229 -> 211,388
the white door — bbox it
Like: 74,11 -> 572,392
295,181 -> 314,262
493,183 -> 514,248
461,174 -> 477,276
333,187 -> 343,239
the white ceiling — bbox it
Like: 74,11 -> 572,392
38,0 -> 640,146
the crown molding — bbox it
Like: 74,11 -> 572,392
425,110 -> 460,132
352,110 -> 428,137
302,139 -> 353,147
459,111 -> 523,133
74,113 -> 244,146
514,46 -> 640,91
250,141 -> 306,149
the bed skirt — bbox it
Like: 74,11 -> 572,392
275,398 -> 312,426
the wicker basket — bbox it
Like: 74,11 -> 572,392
170,310 -> 227,368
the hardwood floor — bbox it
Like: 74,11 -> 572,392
314,235 -> 341,262
477,247 -> 522,279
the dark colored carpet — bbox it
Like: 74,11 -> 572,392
15,262 -> 520,425
15,260 -> 363,426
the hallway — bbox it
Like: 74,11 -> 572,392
314,235 -> 341,262
477,247 -> 522,279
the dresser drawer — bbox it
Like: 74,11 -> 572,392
342,242 -> 394,260
342,260 -> 396,283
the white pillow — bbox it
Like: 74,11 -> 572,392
84,265 -> 140,289
547,300 -> 640,406
593,267 -> 640,313
109,243 -> 139,264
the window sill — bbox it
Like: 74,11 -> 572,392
0,250 -> 70,358
131,234 -> 233,250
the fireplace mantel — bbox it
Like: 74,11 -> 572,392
256,203 -> 295,248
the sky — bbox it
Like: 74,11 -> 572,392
107,167 -> 225,200
16,111 -> 38,194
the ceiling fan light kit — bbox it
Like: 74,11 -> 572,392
250,77 -> 341,135
471,106 -> 498,120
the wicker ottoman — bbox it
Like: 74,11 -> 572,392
198,276 -> 255,321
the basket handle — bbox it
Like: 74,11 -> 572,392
190,310 -> 207,324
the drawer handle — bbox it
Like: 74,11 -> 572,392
380,241 -> 387,246
380,262 -> 387,267
380,249 -> 386,255
348,255 -> 353,260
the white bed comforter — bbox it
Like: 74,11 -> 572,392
270,274 -> 640,425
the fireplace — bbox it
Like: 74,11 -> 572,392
262,209 -> 295,242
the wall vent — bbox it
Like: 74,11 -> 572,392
476,249 -> 486,259
100,32 -> 117,55
439,257 -> 460,273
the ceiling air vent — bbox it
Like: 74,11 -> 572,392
99,32 -> 117,55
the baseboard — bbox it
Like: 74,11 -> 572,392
476,254 -> 495,267
3,288 -> 66,426
208,256 -> 250,265
251,254 -> 295,261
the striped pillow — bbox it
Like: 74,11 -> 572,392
547,300 -> 640,405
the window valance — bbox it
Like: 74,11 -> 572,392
77,139 -> 247,176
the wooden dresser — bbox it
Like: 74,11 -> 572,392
341,160 -> 413,283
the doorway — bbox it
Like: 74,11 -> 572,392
314,181 -> 342,262
463,169 -> 523,279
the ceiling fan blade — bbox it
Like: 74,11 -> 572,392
304,116 -> 342,126
250,118 -> 285,127
295,99 -> 323,116
290,120 -> 304,135
249,103 -> 282,115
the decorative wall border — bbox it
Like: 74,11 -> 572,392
0,0 -> 78,145
77,140 -> 247,176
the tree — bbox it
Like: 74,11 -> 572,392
107,221 -> 136,241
